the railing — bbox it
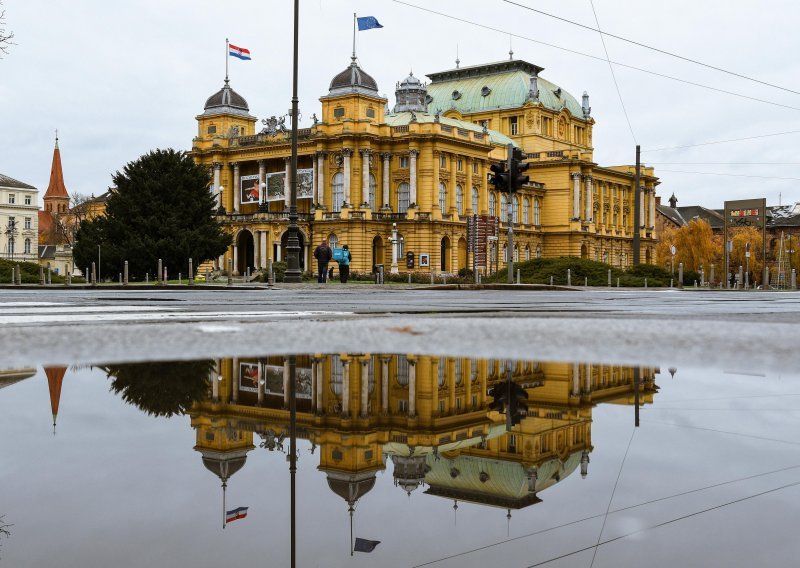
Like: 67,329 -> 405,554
221,211 -> 314,222
440,125 -> 453,132
392,125 -> 409,133
322,211 -> 341,220
457,128 -> 469,137
372,212 -> 407,221
231,128 -> 313,147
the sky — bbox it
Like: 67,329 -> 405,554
2,0 -> 800,209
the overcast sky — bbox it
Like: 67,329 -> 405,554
2,0 -> 799,209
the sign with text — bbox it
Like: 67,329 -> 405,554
466,214 -> 500,268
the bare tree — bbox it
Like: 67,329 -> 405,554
0,515 -> 11,557
0,1 -> 14,57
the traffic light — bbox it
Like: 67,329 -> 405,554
507,382 -> 528,428
489,161 -> 509,192
510,147 -> 530,192
488,383 -> 507,412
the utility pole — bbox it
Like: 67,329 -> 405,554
632,145 -> 641,265
284,0 -> 302,283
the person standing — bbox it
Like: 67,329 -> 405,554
339,244 -> 352,283
313,238 -> 332,283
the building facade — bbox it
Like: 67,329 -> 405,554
0,173 -> 39,262
192,57 -> 659,276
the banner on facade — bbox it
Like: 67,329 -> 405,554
298,168 -> 313,199
265,172 -> 286,202
240,174 -> 260,205
239,362 -> 259,393
263,365 -> 313,399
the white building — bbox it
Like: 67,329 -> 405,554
0,173 -> 39,262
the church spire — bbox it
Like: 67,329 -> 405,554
44,366 -> 67,434
45,135 -> 69,200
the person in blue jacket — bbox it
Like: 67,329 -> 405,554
339,244 -> 352,283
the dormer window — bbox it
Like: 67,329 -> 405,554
334,107 -> 345,118
481,86 -> 491,97
452,90 -> 462,100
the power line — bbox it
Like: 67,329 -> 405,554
658,169 -> 800,182
412,463 -> 800,567
588,0 -> 636,144
643,419 -> 800,446
390,1 -> 800,113
500,0 -> 800,96
650,162 -> 800,165
525,479 -> 800,567
643,129 -> 800,152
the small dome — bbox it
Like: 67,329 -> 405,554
329,58 -> 379,96
201,455 -> 248,481
202,80 -> 252,118
393,70 -> 429,114
400,71 -> 422,87
326,473 -> 377,505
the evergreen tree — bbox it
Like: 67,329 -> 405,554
73,149 -> 230,280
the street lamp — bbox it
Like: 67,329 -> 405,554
5,218 -> 17,260
259,182 -> 269,212
217,186 -> 226,215
283,0 -> 302,283
390,222 -> 398,274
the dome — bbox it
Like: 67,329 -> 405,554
391,454 -> 430,495
400,71 -> 422,87
202,80 -> 253,118
201,455 -> 248,481
328,57 -> 380,96
325,470 -> 378,506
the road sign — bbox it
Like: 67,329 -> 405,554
670,245 -> 676,256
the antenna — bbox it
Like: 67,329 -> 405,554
456,44 -> 460,68
509,35 -> 514,60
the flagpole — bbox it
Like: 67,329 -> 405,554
225,37 -> 229,83
222,480 -> 227,530
349,505 -> 354,556
352,13 -> 357,60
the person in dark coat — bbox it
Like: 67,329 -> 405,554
339,244 -> 352,283
313,238 -> 332,283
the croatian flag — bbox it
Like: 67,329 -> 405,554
357,16 -> 383,31
226,506 -> 248,523
229,44 -> 251,61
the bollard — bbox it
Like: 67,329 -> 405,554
39,266 -> 44,286
228,258 -> 233,286
124,261 -> 129,286
266,259 -> 273,285
189,258 -> 194,286
157,259 -> 163,285
792,268 -> 797,290
584,276 -> 587,287
205,267 -> 210,284
85,267 -> 89,284
65,267 -> 71,287
617,277 -> 620,288
670,279 -> 674,288
47,268 -> 51,285
738,266 -> 743,290
91,262 -> 97,286
550,275 -> 554,286
408,273 -> 411,284
164,267 -> 168,284
145,273 -> 149,283
709,264 -> 715,287
517,269 -> 521,285
14,264 -> 20,285
119,273 -> 122,284
17,265 -> 21,285
608,269 -> 611,287
678,262 -> 684,289
178,273 -> 182,285
567,269 -> 571,287
645,278 -> 648,289
430,271 -> 434,285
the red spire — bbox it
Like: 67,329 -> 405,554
44,366 -> 67,433
44,134 -> 69,200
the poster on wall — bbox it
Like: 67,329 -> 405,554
298,168 -> 313,199
263,364 -> 312,398
239,362 -> 259,393
240,175 -> 260,204
265,172 -> 286,202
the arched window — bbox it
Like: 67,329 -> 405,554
396,355 -> 409,386
514,244 -> 519,262
398,182 -> 410,213
328,233 -> 338,250
536,244 -> 542,258
455,358 -> 463,385
24,238 -> 31,255
489,192 -> 497,217
332,172 -> 344,212
500,194 -> 507,221
525,245 -> 531,260
438,357 -> 446,387
439,182 -> 447,214
368,173 -> 377,211
471,186 -> 479,213
456,185 -> 464,216
513,197 -> 519,224
503,243 -> 508,262
397,233 -> 405,258
330,354 -> 343,396
523,198 -> 530,224
533,198 -> 541,225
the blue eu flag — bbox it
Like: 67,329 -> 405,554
357,16 -> 383,31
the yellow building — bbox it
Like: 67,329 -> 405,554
189,354 -> 658,518
192,56 -> 659,276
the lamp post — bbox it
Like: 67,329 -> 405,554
283,0 -> 302,283
259,182 -> 269,212
217,186 -> 226,215
5,218 -> 17,260
390,222 -> 399,274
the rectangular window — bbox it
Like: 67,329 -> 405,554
456,398 -> 462,410
333,107 -> 345,118
472,162 -> 478,174
366,107 -> 375,118
24,217 -> 31,229
439,155 -> 446,169
207,125 -> 216,134
24,195 -> 32,205
510,116 -> 519,135
398,400 -> 408,413
399,156 -> 409,168
438,400 -> 445,414
541,117 -> 552,136
457,159 -> 463,171
8,194 -> 15,204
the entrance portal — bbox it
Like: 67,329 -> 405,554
237,231 -> 255,275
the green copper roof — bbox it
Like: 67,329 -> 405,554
425,60 -> 584,118
385,111 -> 518,147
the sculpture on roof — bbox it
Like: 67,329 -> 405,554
260,115 -> 287,137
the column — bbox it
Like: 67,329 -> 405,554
260,231 -> 267,268
341,360 -> 350,416
381,356 -> 390,414
639,185 -> 646,228
232,243 -> 238,275
571,363 -> 580,397
390,223 -> 399,274
571,172 -> 581,219
317,152 -> 326,207
649,188 -> 656,229
232,162 -> 240,212
258,159 -> 266,207
315,358 -> 324,414
257,363 -> 265,405
584,363 -> 592,393
361,149 -> 371,208
284,157 -> 291,208
584,175 -> 593,221
449,154 -> 457,214
408,360 -> 416,418
231,357 -> 239,403
409,149 -> 419,206
217,253 -> 225,272
342,149 -> 352,205
311,359 -> 318,413
212,360 -> 220,402
254,231 -> 261,269
213,162 -> 222,209
311,157 -> 317,208
283,360 -> 290,408
381,153 -> 391,208
432,151 -> 441,214
360,359 -> 370,418
466,159 -> 474,213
